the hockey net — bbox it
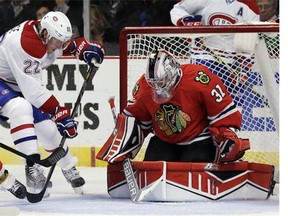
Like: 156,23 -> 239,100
119,25 -> 279,178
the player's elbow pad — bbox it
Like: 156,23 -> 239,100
96,114 -> 144,164
176,15 -> 203,26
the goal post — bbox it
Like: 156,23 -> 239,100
119,25 -> 279,177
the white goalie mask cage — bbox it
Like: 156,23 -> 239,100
40,11 -> 72,46
145,49 -> 181,104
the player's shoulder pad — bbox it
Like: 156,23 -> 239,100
21,21 -> 46,59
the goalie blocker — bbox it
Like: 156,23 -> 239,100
107,161 -> 275,201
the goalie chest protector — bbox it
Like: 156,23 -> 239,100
107,161 -> 275,201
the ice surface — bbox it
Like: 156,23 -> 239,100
0,165 -> 279,216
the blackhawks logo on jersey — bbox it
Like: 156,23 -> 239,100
132,82 -> 140,96
155,103 -> 191,136
195,71 -> 210,84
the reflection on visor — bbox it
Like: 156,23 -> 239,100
151,87 -> 175,104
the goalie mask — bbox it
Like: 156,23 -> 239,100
40,11 -> 72,48
145,50 -> 181,104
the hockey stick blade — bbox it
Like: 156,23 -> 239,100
135,175 -> 163,202
0,142 -> 65,167
32,147 -> 66,167
26,64 -> 99,203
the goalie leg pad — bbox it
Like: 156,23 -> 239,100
96,114 -> 144,163
107,161 -> 275,201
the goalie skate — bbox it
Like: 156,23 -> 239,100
62,166 -> 85,194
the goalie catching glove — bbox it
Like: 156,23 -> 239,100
51,106 -> 78,138
96,114 -> 144,164
209,127 -> 250,163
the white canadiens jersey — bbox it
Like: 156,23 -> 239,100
0,20 -> 63,109
170,0 -> 259,25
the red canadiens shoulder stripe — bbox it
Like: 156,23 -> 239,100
21,21 -> 46,58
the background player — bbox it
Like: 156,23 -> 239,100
98,49 -> 250,164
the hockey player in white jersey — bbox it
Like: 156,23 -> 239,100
0,11 -> 104,197
170,0 -> 259,26
170,0 -> 260,55
170,0 -> 262,101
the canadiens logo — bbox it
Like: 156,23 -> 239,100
53,16 -> 58,22
195,71 -> 210,84
208,14 -> 237,25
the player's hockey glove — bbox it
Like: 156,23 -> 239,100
51,106 -> 78,138
177,15 -> 202,26
70,37 -> 105,65
209,127 -> 250,163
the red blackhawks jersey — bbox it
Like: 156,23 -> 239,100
123,64 -> 242,144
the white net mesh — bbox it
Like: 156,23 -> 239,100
120,25 -> 279,173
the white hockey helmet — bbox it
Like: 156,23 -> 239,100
145,50 -> 181,103
40,11 -> 72,43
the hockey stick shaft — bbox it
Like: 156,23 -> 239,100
26,63 -> 99,203
0,142 -> 65,167
198,41 -> 270,107
108,97 -> 159,202
107,97 -> 140,201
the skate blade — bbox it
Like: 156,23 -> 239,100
73,186 -> 84,195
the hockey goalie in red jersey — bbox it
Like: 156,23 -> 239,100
97,50 -> 275,201
98,49 -> 250,164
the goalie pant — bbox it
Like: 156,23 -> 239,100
107,161 -> 275,201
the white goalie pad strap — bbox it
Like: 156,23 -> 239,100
96,114 -> 144,163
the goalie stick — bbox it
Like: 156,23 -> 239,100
26,62 -> 99,203
0,142 -> 65,167
108,97 -> 163,202
196,39 -> 270,107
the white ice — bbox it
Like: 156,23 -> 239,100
0,165 -> 279,216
